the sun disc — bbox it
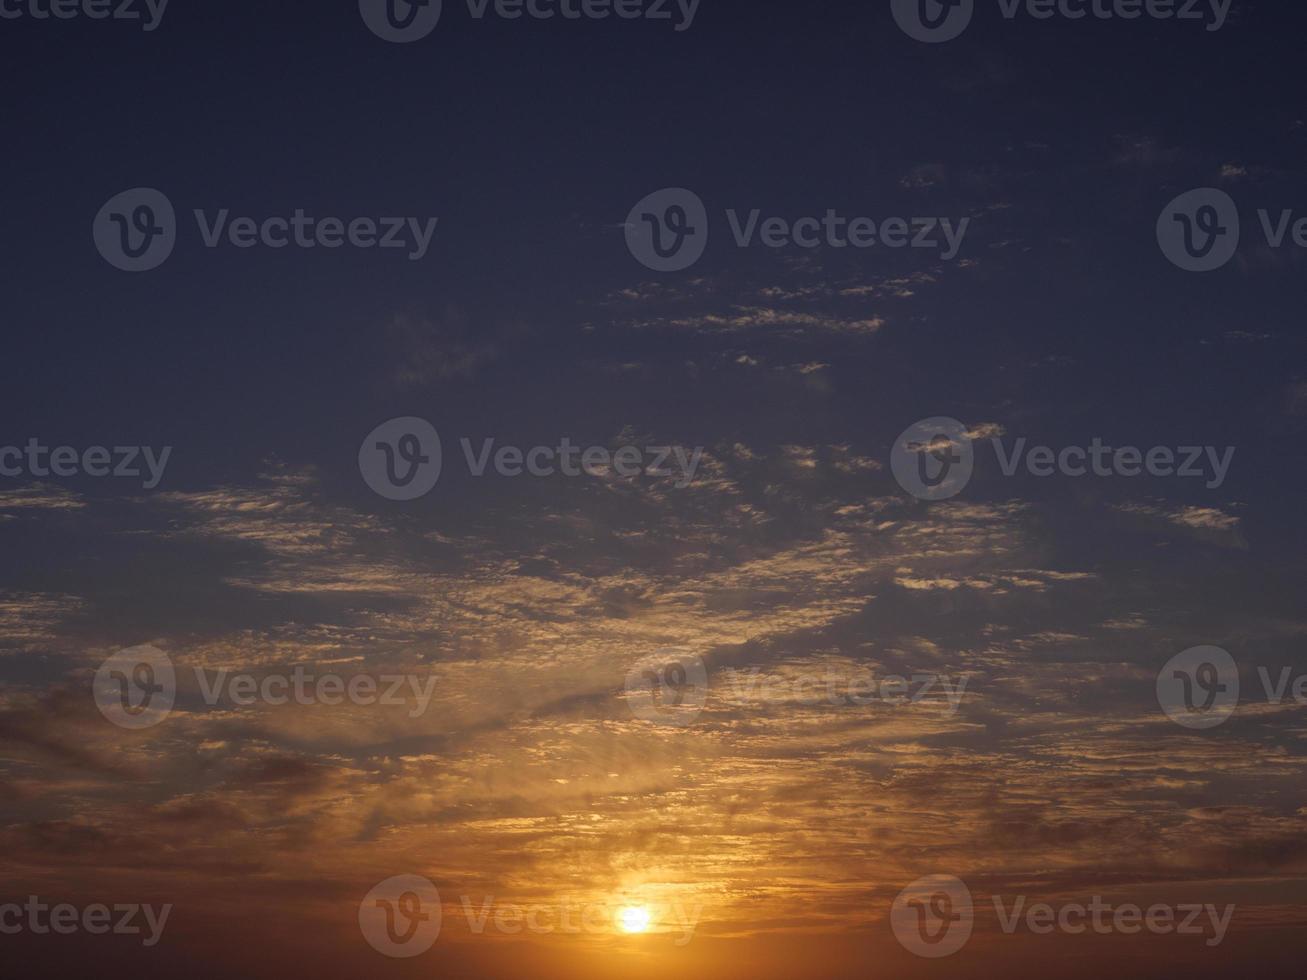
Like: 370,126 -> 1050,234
618,905 -> 651,933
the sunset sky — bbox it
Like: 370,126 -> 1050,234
3,1 -> 1307,977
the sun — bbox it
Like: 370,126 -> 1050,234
617,905 -> 652,934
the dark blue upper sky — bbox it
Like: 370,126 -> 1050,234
2,3 -> 1307,977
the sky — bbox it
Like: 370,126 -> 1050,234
2,0 -> 1307,977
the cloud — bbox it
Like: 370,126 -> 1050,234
385,309 -> 506,387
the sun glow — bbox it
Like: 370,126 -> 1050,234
617,905 -> 652,934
